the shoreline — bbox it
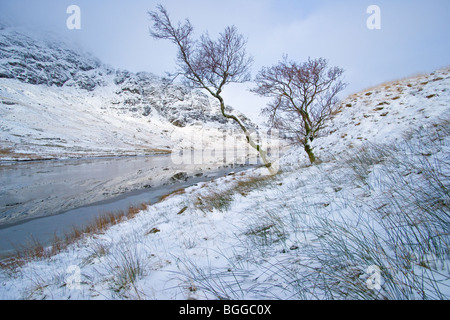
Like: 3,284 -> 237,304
0,149 -> 173,164
0,162 -> 256,257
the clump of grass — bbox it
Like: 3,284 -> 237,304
234,175 -> 274,196
84,240 -> 110,265
159,188 -> 186,202
195,191 -> 234,213
344,142 -> 391,189
193,174 -> 275,213
244,221 -> 287,252
106,246 -> 147,295
0,147 -> 13,156
174,254 -> 258,300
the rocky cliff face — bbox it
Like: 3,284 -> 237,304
0,24 -> 256,160
0,25 -> 105,89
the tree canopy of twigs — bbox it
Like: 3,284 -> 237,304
148,5 -> 275,173
252,56 -> 346,163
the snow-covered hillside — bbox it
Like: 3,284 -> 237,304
282,67 -> 450,166
0,67 -> 448,300
0,24 -> 256,160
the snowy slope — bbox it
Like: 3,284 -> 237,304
0,47 -> 448,299
281,67 -> 450,167
0,25 -> 257,161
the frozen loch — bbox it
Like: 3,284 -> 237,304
0,155 -> 255,256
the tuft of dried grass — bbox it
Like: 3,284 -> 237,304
159,188 -> 186,202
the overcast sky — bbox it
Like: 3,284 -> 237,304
1,0 -> 449,122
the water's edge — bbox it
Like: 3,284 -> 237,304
0,155 -> 256,256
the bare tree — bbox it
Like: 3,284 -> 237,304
252,56 -> 346,164
148,5 -> 274,172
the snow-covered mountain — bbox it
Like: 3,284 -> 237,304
0,24 -> 256,160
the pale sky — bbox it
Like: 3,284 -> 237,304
1,0 -> 449,122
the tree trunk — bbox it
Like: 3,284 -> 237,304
304,140 -> 316,164
216,95 -> 277,175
